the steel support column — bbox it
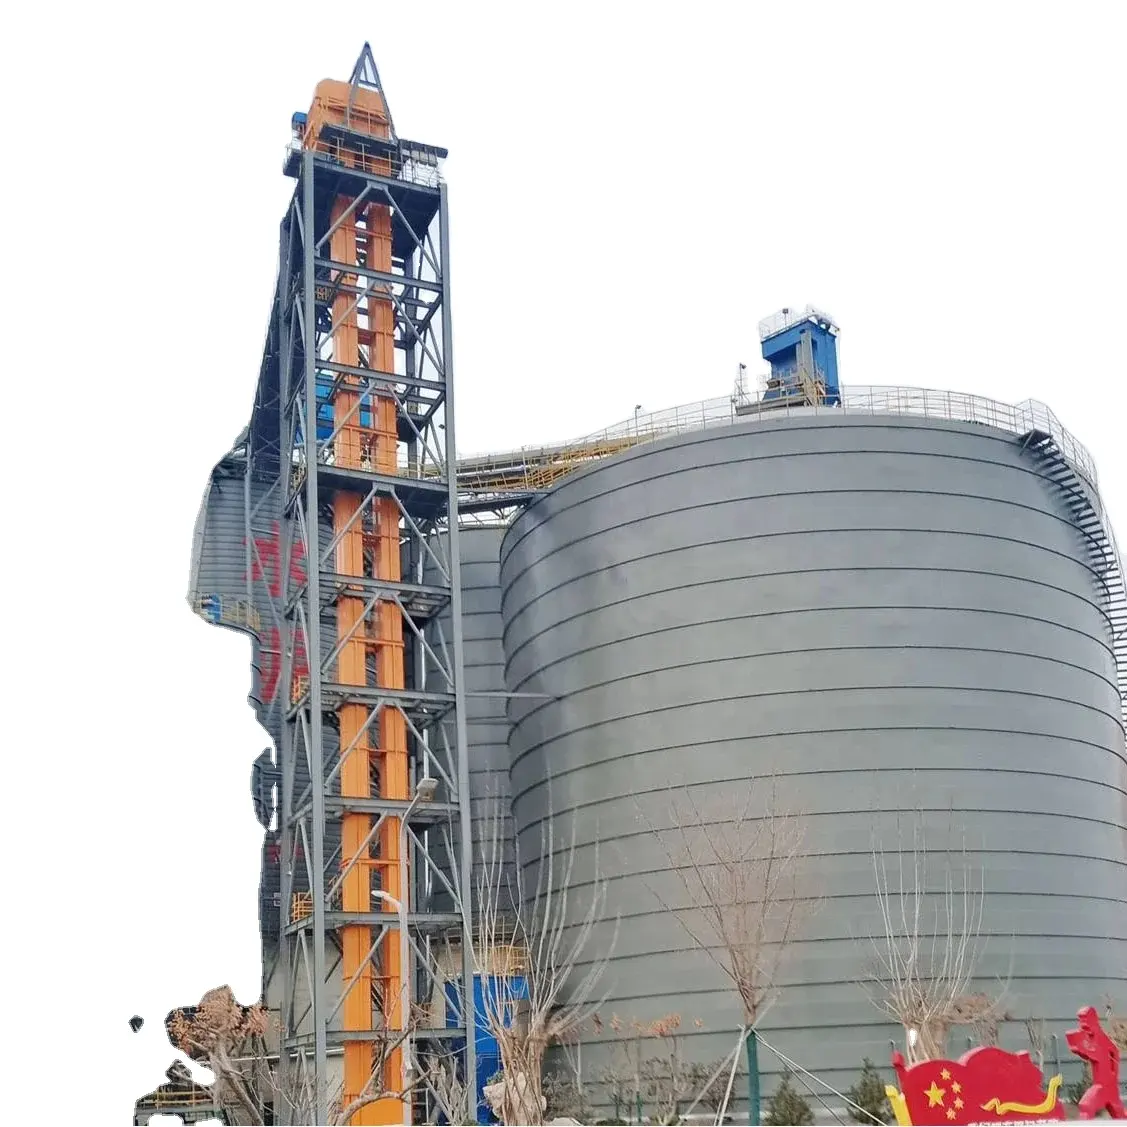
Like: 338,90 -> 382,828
439,182 -> 478,1101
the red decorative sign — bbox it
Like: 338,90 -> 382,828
887,1046 -> 1061,1124
886,1005 -> 1125,1125
243,521 -> 307,598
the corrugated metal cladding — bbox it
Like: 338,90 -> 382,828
189,467 -> 285,950
423,526 -> 514,912
188,469 -> 286,744
499,412 -> 1127,1104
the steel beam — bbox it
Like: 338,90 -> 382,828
314,255 -> 444,294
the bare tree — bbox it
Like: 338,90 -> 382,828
1024,1015 -> 1048,1072
165,985 -> 459,1125
641,780 -> 812,1030
639,777 -> 816,1124
865,813 -> 1007,1065
474,794 -> 618,1125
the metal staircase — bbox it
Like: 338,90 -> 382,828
1020,429 -> 1127,728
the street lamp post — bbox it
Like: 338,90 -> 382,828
399,777 -> 439,1047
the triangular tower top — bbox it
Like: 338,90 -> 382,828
346,42 -> 396,139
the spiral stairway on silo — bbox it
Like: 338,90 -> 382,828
1020,428 -> 1127,727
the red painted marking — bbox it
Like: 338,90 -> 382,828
264,842 -> 304,865
243,522 -> 308,598
237,522 -> 312,704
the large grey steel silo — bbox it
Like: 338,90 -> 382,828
498,406 -> 1127,1109
423,524 -> 515,912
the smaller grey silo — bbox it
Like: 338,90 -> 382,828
424,524 -> 514,911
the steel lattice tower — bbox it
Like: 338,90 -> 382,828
247,45 -> 476,1125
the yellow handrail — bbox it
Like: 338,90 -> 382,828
138,1088 -> 216,1109
192,593 -> 262,635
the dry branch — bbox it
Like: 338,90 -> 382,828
639,778 -> 815,1027
473,792 -> 618,1125
165,985 -> 452,1125
864,813 -> 1007,1065
1025,1015 -> 1047,1071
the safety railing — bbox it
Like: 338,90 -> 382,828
191,593 -> 262,635
473,383 -> 1099,490
136,1088 -> 217,1109
293,381 -> 1102,500
292,892 -> 313,922
757,304 -> 839,340
288,134 -> 444,188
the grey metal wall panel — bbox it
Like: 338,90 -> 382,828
499,413 -> 1127,1106
189,468 -> 286,953
425,526 -> 514,911
189,472 -> 285,741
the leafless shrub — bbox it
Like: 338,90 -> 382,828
864,813 -> 1007,1065
474,794 -> 617,1124
594,1012 -> 725,1125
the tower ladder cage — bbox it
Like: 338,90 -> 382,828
1019,429 -> 1127,731
246,45 -> 478,1126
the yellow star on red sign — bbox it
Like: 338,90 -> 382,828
941,1069 -> 952,1081
946,1110 -> 955,1121
952,1081 -> 962,1094
926,1081 -> 946,1107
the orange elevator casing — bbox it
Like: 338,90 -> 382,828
304,77 -> 408,1125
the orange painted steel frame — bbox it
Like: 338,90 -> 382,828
306,79 -> 409,1126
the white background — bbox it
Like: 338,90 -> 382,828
1,2 -> 1124,1120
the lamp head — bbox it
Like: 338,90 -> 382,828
416,776 -> 439,802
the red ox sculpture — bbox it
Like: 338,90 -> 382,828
1065,1007 -> 1125,1120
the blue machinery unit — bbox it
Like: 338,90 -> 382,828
444,974 -> 529,1124
294,377 -> 374,447
758,305 -> 841,406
